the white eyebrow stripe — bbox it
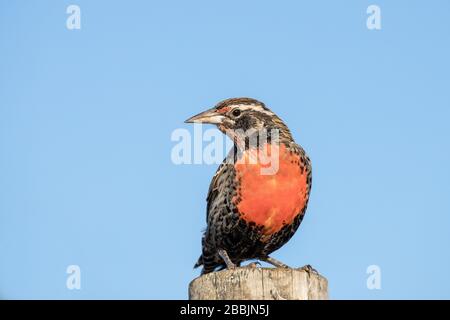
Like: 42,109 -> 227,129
228,104 -> 273,115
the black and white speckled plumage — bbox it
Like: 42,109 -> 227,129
191,98 -> 312,274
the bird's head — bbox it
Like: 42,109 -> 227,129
185,98 -> 293,143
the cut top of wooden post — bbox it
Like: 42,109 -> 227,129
189,267 -> 328,300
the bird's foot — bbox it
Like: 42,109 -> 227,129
261,256 -> 291,269
218,249 -> 236,270
299,264 -> 319,275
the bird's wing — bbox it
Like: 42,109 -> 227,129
206,160 -> 231,223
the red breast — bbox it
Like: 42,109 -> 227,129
233,143 -> 309,235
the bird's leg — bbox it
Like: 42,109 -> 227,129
218,249 -> 236,270
261,256 -> 290,269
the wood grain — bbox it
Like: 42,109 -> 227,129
189,267 -> 328,300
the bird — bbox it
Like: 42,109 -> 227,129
185,97 -> 312,274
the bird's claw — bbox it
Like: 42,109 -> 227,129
299,264 -> 319,275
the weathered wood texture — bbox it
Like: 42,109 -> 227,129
189,267 -> 328,300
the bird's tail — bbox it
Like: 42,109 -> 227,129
194,254 -> 226,274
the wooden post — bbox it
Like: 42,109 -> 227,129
189,267 -> 328,300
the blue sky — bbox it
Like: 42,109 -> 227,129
1,0 -> 449,299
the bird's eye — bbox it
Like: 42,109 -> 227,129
232,109 -> 241,117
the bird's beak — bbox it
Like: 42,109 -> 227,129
185,107 -> 225,124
